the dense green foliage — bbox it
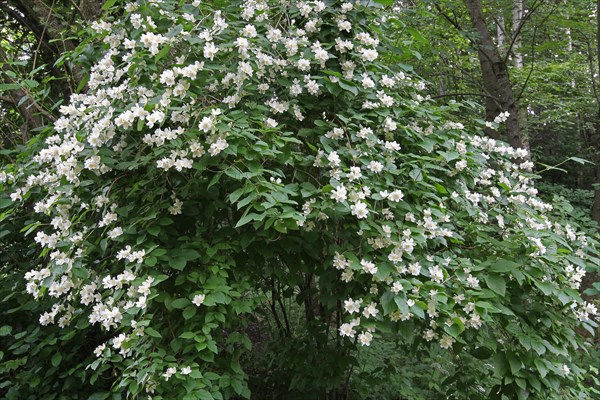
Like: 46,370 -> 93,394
0,1 -> 599,399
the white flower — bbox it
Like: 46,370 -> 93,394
351,202 -> 369,219
163,367 -> 177,381
357,126 -> 372,139
198,116 -> 215,133
429,265 -> 444,283
242,24 -> 257,38
439,335 -> 454,349
383,117 -> 397,132
368,161 -> 383,174
344,298 -> 362,314
180,366 -> 192,375
388,190 -> 404,202
392,281 -> 403,293
359,48 -> 378,62
330,185 -> 347,202
361,74 -> 375,89
209,138 -> 229,156
297,58 -> 311,71
327,151 -> 341,167
333,252 -> 348,270
358,331 -> 373,346
160,70 -> 176,86
203,42 -> 219,60
466,275 -> 480,288
192,294 -> 206,306
408,262 -> 421,276
339,323 -> 356,337
94,343 -> 106,357
107,227 -> 123,239
455,159 -> 468,171
360,259 -> 377,275
362,302 -> 379,319
347,166 -> 362,181
169,198 -> 183,215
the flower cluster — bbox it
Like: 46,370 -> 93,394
4,0 -> 597,396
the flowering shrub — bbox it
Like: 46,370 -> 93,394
0,0 -> 598,398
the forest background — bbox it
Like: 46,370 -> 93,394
1,0 -> 600,399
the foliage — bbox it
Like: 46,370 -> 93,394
0,0 -> 599,399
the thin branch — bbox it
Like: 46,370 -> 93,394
431,92 -> 500,101
32,0 -> 58,73
585,38 -> 600,108
515,25 -> 538,102
433,3 -> 463,31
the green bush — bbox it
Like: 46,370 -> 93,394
1,1 -> 598,399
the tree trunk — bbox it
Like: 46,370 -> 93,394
511,0 -> 524,69
497,14 -> 506,47
464,0 -> 526,150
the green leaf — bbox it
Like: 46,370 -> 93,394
0,83 -> 20,92
490,259 -> 520,273
145,327 -> 161,338
171,298 -> 191,309
235,212 -> 260,228
231,380 -> 245,396
0,325 -> 12,336
409,168 -> 423,181
177,249 -> 201,261
446,318 -> 465,337
88,393 -> 110,400
51,352 -> 62,367
567,156 -> 592,165
147,226 -> 161,236
394,295 -> 409,314
0,198 -> 13,209
380,292 -> 396,315
471,347 -> 493,359
144,256 -> 157,267
485,274 -> 506,296
101,0 -> 117,10
508,351 -> 522,375
169,257 -> 187,270
434,183 -> 448,194
180,331 -> 195,339
183,306 -> 197,320
23,79 -> 39,88
338,80 -> 358,96
229,188 -> 246,204
196,389 -> 214,400
493,352 -> 508,378
534,359 -> 548,378
535,281 -> 554,296
155,44 -> 171,63
406,27 -> 429,45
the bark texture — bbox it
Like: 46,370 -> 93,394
511,0 -> 524,68
464,0 -> 526,150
